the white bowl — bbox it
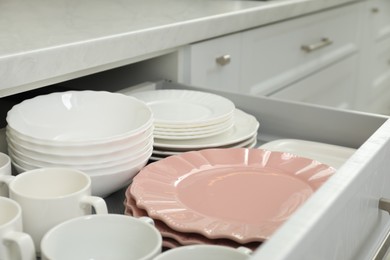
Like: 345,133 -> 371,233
6,125 -> 154,156
8,144 -> 153,175
7,134 -> 153,165
6,91 -> 153,145
11,152 -> 150,198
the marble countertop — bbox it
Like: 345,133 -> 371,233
0,0 -> 361,96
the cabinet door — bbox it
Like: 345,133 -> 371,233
240,3 -> 360,96
179,33 -> 241,93
366,36 -> 390,114
370,0 -> 390,42
269,55 -> 358,110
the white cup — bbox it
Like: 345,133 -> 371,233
0,152 -> 12,197
0,197 -> 35,260
153,245 -> 252,260
0,167 -> 108,254
41,214 -> 162,260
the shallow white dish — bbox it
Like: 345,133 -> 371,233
153,109 -> 259,150
6,125 -> 154,155
129,89 -> 235,127
7,135 -> 153,165
259,139 -> 356,169
8,144 -> 153,176
6,91 -> 153,145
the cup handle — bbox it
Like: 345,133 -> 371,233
236,246 -> 253,255
80,196 -> 108,214
138,216 -> 155,226
0,175 -> 15,197
3,231 -> 36,260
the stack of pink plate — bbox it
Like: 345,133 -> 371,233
125,148 -> 336,249
128,89 -> 260,161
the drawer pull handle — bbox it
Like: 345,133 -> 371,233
301,38 -> 333,53
372,198 -> 390,260
216,55 -> 231,66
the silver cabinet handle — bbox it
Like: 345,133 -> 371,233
301,38 -> 333,53
372,198 -> 390,260
216,55 -> 231,66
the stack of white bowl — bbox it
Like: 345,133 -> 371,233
6,90 -> 154,198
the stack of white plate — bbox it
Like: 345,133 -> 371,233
129,89 -> 259,160
6,90 -> 154,198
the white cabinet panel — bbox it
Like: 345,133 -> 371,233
241,3 -> 360,95
270,55 -> 358,110
370,0 -> 390,42
180,33 -> 241,92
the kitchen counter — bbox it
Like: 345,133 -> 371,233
0,0 -> 361,96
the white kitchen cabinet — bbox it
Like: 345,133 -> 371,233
179,2 -> 361,109
179,32 -> 241,92
270,54 -> 358,110
355,0 -> 390,114
240,3 -> 360,96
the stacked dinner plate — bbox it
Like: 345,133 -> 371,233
125,148 -> 336,250
128,89 -> 260,160
6,90 -> 154,198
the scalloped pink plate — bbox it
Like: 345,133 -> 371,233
130,148 -> 336,243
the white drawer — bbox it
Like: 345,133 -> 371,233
369,0 -> 390,42
369,36 -> 390,107
241,3 -> 360,95
179,32 -> 241,92
269,55 -> 358,110
160,80 -> 390,260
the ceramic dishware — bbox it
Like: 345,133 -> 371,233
0,197 -> 35,260
0,152 -> 12,197
0,167 -> 108,253
40,214 -> 162,260
153,245 -> 252,260
6,91 -> 153,145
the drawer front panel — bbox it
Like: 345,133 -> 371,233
364,36 -> 390,115
269,55 -> 358,110
180,33 -> 241,92
241,3 -> 360,96
369,0 -> 390,42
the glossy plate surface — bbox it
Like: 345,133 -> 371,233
130,89 -> 235,127
130,148 -> 335,242
124,194 -> 261,250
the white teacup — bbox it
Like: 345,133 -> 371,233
0,152 -> 12,197
0,197 -> 35,260
41,214 -> 162,260
0,167 -> 108,254
153,245 -> 252,260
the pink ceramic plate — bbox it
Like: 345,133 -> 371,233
130,148 -> 336,243
124,194 -> 261,250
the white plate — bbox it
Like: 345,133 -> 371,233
153,135 -> 258,157
259,139 -> 356,169
130,89 -> 235,127
153,109 -> 259,150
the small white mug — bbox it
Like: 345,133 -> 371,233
153,245 -> 252,260
41,214 -> 162,260
0,197 -> 35,260
0,167 -> 108,254
0,152 -> 12,197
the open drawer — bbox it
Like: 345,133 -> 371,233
140,80 -> 390,260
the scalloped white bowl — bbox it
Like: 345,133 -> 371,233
6,90 -> 153,146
